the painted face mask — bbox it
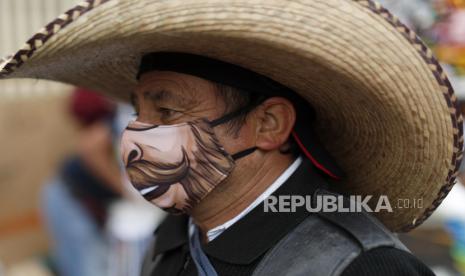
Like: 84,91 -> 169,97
120,112 -> 257,214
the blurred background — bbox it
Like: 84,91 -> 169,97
1,0 -> 465,276
0,1 -> 164,276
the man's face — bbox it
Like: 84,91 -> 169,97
123,71 -> 252,211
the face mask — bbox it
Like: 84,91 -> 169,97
120,111 -> 257,214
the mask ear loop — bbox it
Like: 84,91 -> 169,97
209,93 -> 268,160
231,147 -> 258,160
209,93 -> 268,127
209,106 -> 250,127
210,107 -> 258,160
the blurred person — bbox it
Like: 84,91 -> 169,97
435,9 -> 465,45
41,88 -> 121,276
2,0 -> 464,275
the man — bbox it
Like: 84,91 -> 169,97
124,53 -> 436,275
1,0 -> 463,275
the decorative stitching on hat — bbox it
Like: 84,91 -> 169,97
0,0 -> 110,76
355,0 -> 464,232
0,55 -> 13,70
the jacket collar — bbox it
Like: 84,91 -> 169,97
152,214 -> 189,257
152,158 -> 329,264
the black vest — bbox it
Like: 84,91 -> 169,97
252,189 -> 409,276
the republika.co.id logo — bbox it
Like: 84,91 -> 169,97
264,194 -> 423,213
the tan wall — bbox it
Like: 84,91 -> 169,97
0,0 -> 78,56
0,93 -> 79,265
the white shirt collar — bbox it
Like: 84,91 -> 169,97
205,156 -> 303,241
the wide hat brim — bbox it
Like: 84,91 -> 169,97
0,0 -> 463,232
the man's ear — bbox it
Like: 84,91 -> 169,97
255,97 -> 296,151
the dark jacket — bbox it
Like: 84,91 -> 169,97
141,159 -> 435,276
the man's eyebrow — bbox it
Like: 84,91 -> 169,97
144,89 -> 173,102
143,89 -> 195,107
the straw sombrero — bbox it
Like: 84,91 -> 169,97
0,0 -> 463,232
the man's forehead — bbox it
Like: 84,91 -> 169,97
131,89 -> 198,109
133,71 -> 215,104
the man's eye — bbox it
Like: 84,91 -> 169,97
159,108 -> 181,120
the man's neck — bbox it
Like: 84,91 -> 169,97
191,152 -> 295,236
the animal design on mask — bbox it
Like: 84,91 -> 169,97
121,119 -> 235,214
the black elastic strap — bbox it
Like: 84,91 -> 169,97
210,93 -> 268,128
210,106 -> 252,127
231,147 -> 258,160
